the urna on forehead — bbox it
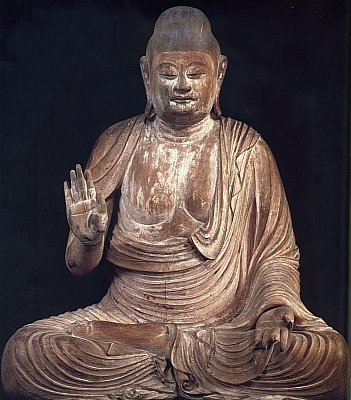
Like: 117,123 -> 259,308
146,6 -> 221,61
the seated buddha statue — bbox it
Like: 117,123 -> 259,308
2,6 -> 349,400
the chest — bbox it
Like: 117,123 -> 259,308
121,130 -> 219,225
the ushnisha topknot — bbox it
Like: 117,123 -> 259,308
146,6 -> 221,62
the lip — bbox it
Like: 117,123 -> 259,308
171,96 -> 197,103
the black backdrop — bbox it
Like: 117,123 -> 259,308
0,0 -> 349,394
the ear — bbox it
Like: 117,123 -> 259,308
217,55 -> 228,83
140,56 -> 150,93
212,55 -> 228,119
140,56 -> 153,118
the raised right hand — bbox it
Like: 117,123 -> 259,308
64,164 -> 108,244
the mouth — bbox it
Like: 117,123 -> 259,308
171,96 -> 197,104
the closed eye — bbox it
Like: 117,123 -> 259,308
159,73 -> 177,80
157,63 -> 178,80
187,72 -> 206,79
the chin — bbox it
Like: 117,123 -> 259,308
170,113 -> 203,126
162,106 -> 209,125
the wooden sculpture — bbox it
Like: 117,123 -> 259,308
2,6 -> 349,400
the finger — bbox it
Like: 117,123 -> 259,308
76,164 -> 88,201
76,163 -> 84,179
64,181 -> 72,208
254,329 -> 263,348
283,309 -> 295,329
270,327 -> 280,345
280,328 -> 290,352
70,169 -> 79,203
96,192 -> 107,215
262,329 -> 271,349
85,169 -> 96,201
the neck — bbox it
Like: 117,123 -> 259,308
154,115 -> 215,141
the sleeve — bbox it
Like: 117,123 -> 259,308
239,137 -> 327,329
85,115 -> 143,200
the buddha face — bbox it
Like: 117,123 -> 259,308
142,51 -> 225,126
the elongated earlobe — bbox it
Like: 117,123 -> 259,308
143,98 -> 154,119
212,55 -> 228,119
212,94 -> 222,119
218,55 -> 228,80
140,56 -> 155,119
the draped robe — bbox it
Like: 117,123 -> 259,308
2,115 -> 348,400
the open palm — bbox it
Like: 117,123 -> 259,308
64,164 -> 108,244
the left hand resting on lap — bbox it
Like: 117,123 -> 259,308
254,306 -> 294,352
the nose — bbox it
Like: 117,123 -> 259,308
174,72 -> 191,93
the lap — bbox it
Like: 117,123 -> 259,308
172,326 -> 348,400
2,299 -> 177,400
3,304 -> 348,400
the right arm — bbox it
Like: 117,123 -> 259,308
64,116 -> 141,275
64,165 -> 114,276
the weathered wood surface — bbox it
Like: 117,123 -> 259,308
1,6 -> 349,400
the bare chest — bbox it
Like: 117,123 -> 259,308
121,129 -> 219,226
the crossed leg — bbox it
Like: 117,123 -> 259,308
2,300 -> 177,400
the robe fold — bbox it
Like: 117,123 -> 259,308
2,115 -> 348,400
88,115 -> 347,399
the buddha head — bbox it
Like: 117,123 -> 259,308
140,6 -> 227,126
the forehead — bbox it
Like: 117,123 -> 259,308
152,51 -> 215,69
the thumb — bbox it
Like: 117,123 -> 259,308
96,192 -> 107,215
282,308 -> 294,329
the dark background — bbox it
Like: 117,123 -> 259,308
0,0 -> 349,396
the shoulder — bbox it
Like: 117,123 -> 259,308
222,117 -> 274,153
220,116 -> 262,156
220,117 -> 278,170
87,114 -> 143,168
92,115 -> 143,154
